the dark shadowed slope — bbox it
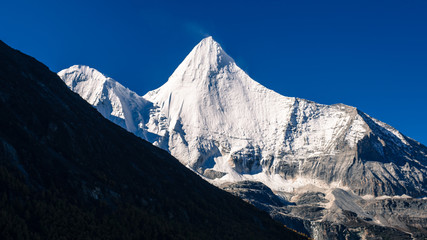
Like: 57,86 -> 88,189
0,40 -> 307,240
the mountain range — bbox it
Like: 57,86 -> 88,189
58,37 -> 427,239
0,40 -> 307,239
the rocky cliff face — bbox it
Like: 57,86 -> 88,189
59,37 -> 427,239
223,181 -> 426,239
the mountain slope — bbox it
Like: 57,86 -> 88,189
0,40 -> 307,239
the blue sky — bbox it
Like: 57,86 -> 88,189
1,0 -> 426,144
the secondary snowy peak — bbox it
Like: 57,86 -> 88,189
58,65 -> 110,106
59,65 -> 149,137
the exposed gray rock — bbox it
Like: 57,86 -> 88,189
221,181 -> 290,209
220,180 -> 427,240
294,192 -> 328,205
203,169 -> 226,179
360,198 -> 427,238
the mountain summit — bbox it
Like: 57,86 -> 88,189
165,36 -> 235,85
59,37 -> 427,239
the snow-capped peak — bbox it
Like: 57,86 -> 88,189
183,36 -> 233,72
162,37 -> 234,87
58,65 -> 112,106
59,65 -> 149,137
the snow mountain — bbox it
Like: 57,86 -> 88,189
59,37 -> 427,239
0,39 -> 305,239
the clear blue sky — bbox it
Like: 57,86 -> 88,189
1,0 -> 426,144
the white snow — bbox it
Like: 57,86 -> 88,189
58,65 -> 150,139
369,114 -> 410,146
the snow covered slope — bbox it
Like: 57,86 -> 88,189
59,37 -> 426,199
58,65 -> 150,139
